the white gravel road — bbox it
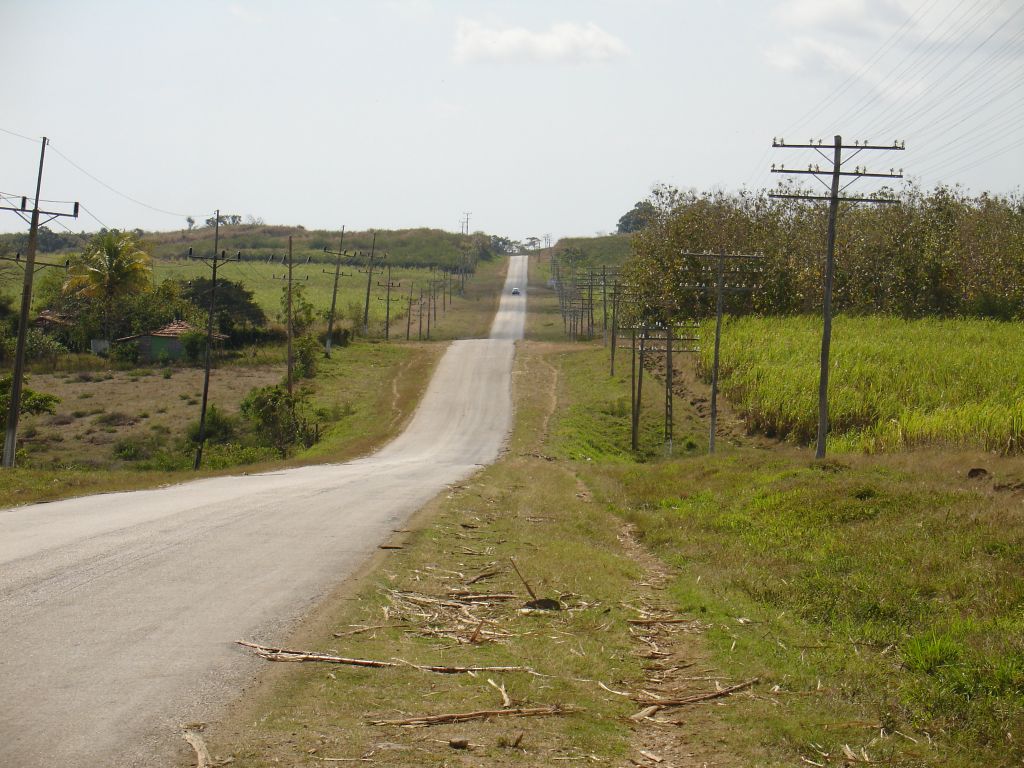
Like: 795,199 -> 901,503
0,254 -> 528,766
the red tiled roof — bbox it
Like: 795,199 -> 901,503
116,320 -> 228,343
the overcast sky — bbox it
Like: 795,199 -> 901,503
1,0 -> 1021,241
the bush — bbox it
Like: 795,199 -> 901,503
0,374 -> 59,416
110,340 -> 140,365
181,330 -> 206,363
295,334 -> 319,379
240,384 -> 317,456
186,404 -> 237,444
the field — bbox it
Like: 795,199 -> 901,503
698,314 -> 1024,454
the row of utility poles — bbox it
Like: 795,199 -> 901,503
547,134 -> 905,459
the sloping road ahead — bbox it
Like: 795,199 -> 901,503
0,254 -> 528,766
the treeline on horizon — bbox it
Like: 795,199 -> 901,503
610,183 -> 1024,321
0,224 -> 506,271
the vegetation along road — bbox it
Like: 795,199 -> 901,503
0,254 -> 528,767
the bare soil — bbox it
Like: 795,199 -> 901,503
19,365 -> 282,468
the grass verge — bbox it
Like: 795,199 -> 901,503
191,342 -> 1022,767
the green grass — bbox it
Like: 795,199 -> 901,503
554,233 -> 633,267
546,346 -> 1024,766
700,315 -> 1024,453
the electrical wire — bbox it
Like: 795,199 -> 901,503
827,0 -> 984,128
47,143 -> 191,219
78,203 -> 109,231
873,20 -> 1024,136
0,126 -> 37,142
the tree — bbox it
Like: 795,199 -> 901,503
617,200 -> 657,233
524,236 -> 541,250
186,216 -> 195,230
182,277 -> 267,337
63,230 -> 152,339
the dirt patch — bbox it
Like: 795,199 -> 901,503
614,519 -> 752,768
18,365 -> 282,468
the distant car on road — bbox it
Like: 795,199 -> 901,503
511,287 -> 520,295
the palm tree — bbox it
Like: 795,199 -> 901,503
64,230 -> 152,340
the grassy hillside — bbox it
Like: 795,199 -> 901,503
554,233 -> 633,267
696,315 -> 1024,454
0,225 -> 489,269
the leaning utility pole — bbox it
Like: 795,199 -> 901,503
189,212 -> 240,470
361,231 -> 378,336
772,135 -> 904,458
1,137 -> 79,468
322,225 -> 351,357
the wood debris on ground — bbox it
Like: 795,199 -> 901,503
369,704 -> 575,727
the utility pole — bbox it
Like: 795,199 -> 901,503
270,237 -> 301,396
405,281 -> 416,340
322,225 -> 352,357
418,286 -> 425,340
189,212 -> 240,470
1,137 -> 79,468
772,135 -> 904,458
377,265 -> 400,341
361,231 -> 378,336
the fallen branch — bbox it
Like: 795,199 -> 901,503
333,623 -> 406,638
237,641 -> 396,668
370,704 -> 573,727
627,618 -> 698,626
488,677 -> 513,708
392,657 -> 535,675
182,726 -> 212,768
466,568 -> 500,585
238,641 -> 535,675
508,557 -> 538,601
633,677 -> 759,708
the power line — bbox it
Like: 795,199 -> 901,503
47,143 -> 191,218
0,126 -> 36,143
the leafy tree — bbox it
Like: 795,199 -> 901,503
186,216 -> 195,230
279,282 -> 315,336
616,200 -> 657,233
181,277 -> 267,337
63,230 -> 152,339
0,374 -> 59,416
523,236 -> 541,250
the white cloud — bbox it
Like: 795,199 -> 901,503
453,20 -> 628,64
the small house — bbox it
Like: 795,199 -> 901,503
114,320 -> 226,363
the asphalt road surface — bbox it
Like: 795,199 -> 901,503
0,254 -> 528,766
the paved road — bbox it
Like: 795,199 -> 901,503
0,254 -> 528,766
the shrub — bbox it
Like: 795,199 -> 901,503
295,334 -> 319,379
181,330 -> 206,363
186,404 -> 237,445
110,340 -> 140,365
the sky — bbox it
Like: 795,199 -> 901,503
0,0 -> 1021,242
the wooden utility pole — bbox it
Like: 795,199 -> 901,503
772,135 -> 904,458
286,236 -> 295,395
377,265 -> 400,341
1,137 -> 79,468
361,231 -> 378,336
190,213 -> 240,470
405,281 -> 416,340
322,225 -> 350,357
